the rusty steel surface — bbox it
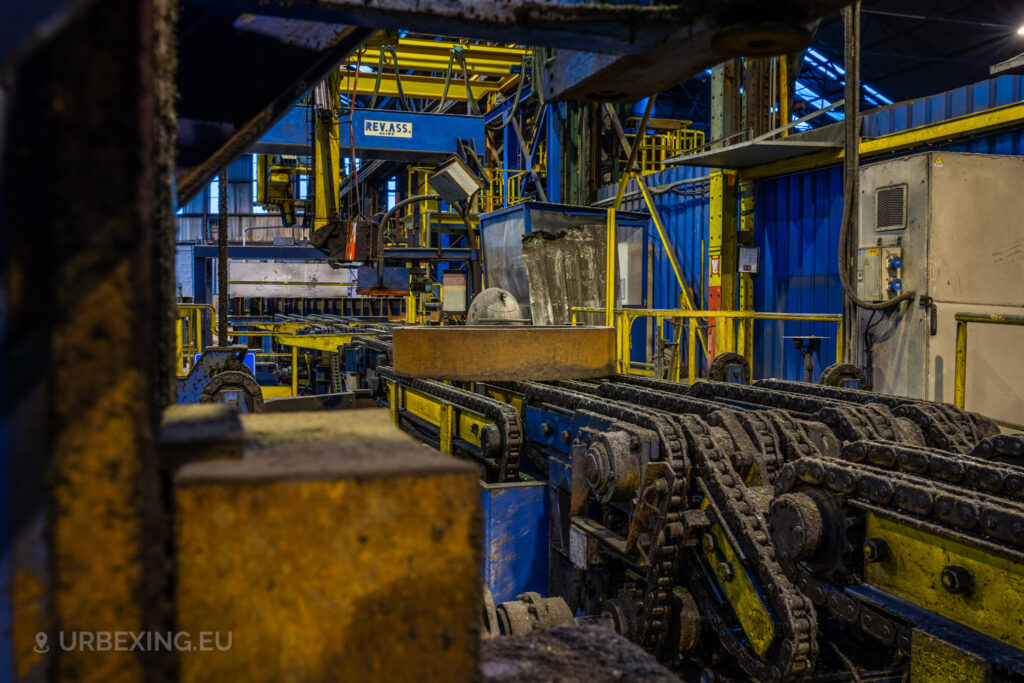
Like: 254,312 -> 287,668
175,410 -> 481,682
392,326 -> 616,380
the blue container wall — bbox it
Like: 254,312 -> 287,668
751,126 -> 1024,382
604,165 -> 710,368
863,75 -> 1024,137
752,167 -> 844,382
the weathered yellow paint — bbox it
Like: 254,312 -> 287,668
403,387 -> 443,424
910,629 -> 991,683
864,512 -> 1024,650
456,413 -> 485,447
480,385 -> 523,414
52,258 -> 148,681
277,333 -> 363,352
439,403 -> 455,453
389,381 -> 491,450
175,411 -> 480,682
12,571 -> 46,678
701,501 -> 775,657
260,385 -> 292,399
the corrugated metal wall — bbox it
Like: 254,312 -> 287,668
600,75 -> 1024,381
752,167 -> 844,381
752,99 -> 1024,381
175,154 -> 302,243
863,75 -> 1024,137
614,166 -> 711,311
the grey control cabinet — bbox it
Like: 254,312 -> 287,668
855,152 -> 1024,425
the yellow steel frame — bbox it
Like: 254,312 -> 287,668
741,100 -> 1024,181
385,379 -> 495,455
700,499 -> 776,656
863,510 -> 1024,651
337,72 -> 514,102
572,307 -> 842,383
622,118 -> 705,175
349,40 -> 529,78
953,312 -> 1024,419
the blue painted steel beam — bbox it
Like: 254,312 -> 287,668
254,108 -> 485,162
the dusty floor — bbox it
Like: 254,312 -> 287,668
480,626 -> 682,682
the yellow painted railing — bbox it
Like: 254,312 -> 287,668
623,118 -> 705,175
954,312 -> 1024,411
572,307 -> 843,384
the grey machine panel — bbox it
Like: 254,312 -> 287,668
856,152 -> 1024,425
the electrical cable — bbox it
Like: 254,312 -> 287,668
436,48 -> 457,113
837,2 -> 914,311
348,50 -> 363,219
486,55 -> 528,131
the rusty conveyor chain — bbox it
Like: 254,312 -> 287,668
516,380 -> 817,681
754,378 -> 999,452
376,366 -> 524,482
773,442 -> 1024,661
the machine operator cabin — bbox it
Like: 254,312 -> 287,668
4,1 -> 1024,681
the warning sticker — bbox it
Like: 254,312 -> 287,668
934,155 -> 943,167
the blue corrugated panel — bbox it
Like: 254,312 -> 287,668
863,75 -> 1024,137
480,480 -> 549,604
751,127 -> 1024,381
607,165 -> 711,369
753,167 -> 844,382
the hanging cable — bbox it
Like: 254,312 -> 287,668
436,47 -> 458,113
486,54 -> 528,131
837,1 -> 914,311
348,51 -> 363,218
458,49 -> 481,116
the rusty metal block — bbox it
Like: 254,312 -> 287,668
392,326 -> 615,380
175,410 -> 480,682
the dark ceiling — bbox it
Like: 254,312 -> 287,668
661,0 -> 1024,129
812,0 -> 1024,104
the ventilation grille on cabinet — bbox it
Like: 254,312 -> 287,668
875,184 -> 907,231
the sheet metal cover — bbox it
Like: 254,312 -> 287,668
392,326 -> 615,380
664,139 -> 840,168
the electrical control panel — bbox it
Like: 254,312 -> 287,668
856,246 -> 903,302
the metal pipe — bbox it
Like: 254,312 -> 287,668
605,208 -> 615,328
952,312 -> 1024,409
954,320 -> 968,410
218,169 -> 229,346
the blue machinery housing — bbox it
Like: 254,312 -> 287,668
256,107 -> 486,162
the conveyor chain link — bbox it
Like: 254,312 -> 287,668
755,378 -> 998,453
774,440 -> 1024,653
378,367 -> 523,482
681,415 -> 818,682
520,381 -> 817,680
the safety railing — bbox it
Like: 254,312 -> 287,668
954,312 -> 1024,411
623,119 -> 706,175
176,304 -> 218,376
571,307 -> 843,384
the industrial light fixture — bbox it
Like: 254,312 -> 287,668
427,156 -> 484,205
1018,23 -> 1024,35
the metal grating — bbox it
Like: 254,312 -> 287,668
875,184 -> 907,231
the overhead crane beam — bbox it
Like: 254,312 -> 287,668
336,72 -> 514,101
351,40 -> 530,78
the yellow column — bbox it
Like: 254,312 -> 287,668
606,208 -> 616,328
291,345 -> 299,396
709,171 -> 738,357
312,71 -> 342,233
